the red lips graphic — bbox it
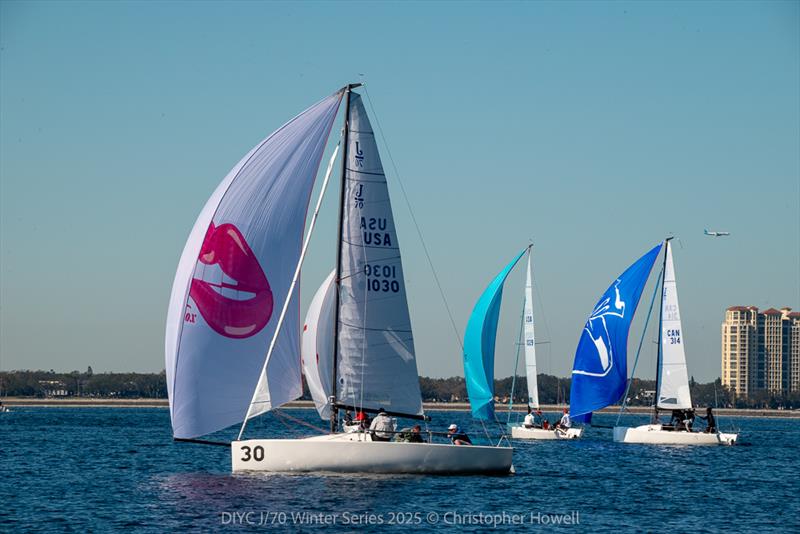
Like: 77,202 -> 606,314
189,222 -> 273,339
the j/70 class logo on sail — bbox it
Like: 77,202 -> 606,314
188,222 -> 274,339
574,280 -> 626,377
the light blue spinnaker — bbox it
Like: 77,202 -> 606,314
464,249 -> 527,420
569,244 -> 662,424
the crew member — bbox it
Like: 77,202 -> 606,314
369,408 -> 394,441
697,407 -> 717,433
556,408 -> 571,430
447,423 -> 472,445
355,410 -> 369,430
408,424 -> 425,443
523,407 -> 535,428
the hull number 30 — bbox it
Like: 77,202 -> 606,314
240,445 -> 265,462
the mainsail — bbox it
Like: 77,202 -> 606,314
656,241 -> 692,409
301,270 -> 336,419
464,249 -> 527,420
523,252 -> 539,408
335,93 -> 423,415
569,244 -> 662,423
165,92 -> 342,439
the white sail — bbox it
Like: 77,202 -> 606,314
165,92 -> 342,439
523,252 -> 539,408
302,270 -> 336,420
336,94 -> 423,415
657,242 -> 692,410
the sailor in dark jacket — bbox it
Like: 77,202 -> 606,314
697,407 -> 717,433
447,424 -> 472,445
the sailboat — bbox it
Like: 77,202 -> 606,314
165,84 -> 513,474
463,245 -> 574,441
613,240 -> 737,445
509,249 -> 582,440
567,240 -> 737,445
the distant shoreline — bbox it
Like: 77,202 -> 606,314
2,397 -> 798,418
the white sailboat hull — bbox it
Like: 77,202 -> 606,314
511,426 -> 582,440
232,433 -> 513,474
613,424 -> 737,445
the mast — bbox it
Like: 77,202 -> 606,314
653,237 -> 672,422
330,83 -> 361,433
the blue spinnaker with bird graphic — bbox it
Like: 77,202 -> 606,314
569,244 -> 662,424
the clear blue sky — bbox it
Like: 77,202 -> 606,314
1,1 -> 798,383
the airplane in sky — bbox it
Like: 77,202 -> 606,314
704,229 -> 730,237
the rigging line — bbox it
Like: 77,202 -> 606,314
357,224 -> 369,417
491,413 -> 510,445
479,418 -> 492,442
531,274 -> 554,375
362,86 -> 464,350
272,410 -> 296,433
507,296 -> 526,424
616,265 -> 664,427
274,409 -> 328,434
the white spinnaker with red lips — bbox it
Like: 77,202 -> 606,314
165,92 -> 342,439
301,270 -> 336,420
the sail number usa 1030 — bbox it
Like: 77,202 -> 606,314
364,263 -> 400,293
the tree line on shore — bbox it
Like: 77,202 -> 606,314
1,369 -> 798,409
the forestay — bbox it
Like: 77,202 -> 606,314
523,253 -> 539,408
464,249 -> 527,420
165,92 -> 342,439
302,270 -> 336,420
657,242 -> 692,409
569,244 -> 662,424
335,94 -> 423,416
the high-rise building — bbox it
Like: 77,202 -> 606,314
721,306 -> 800,397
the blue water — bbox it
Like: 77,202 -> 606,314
1,408 -> 798,532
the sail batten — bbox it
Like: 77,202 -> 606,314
656,242 -> 692,409
464,249 -> 527,421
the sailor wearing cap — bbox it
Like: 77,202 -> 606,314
446,423 -> 472,446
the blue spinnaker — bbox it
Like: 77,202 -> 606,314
464,249 -> 527,420
569,243 -> 662,424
